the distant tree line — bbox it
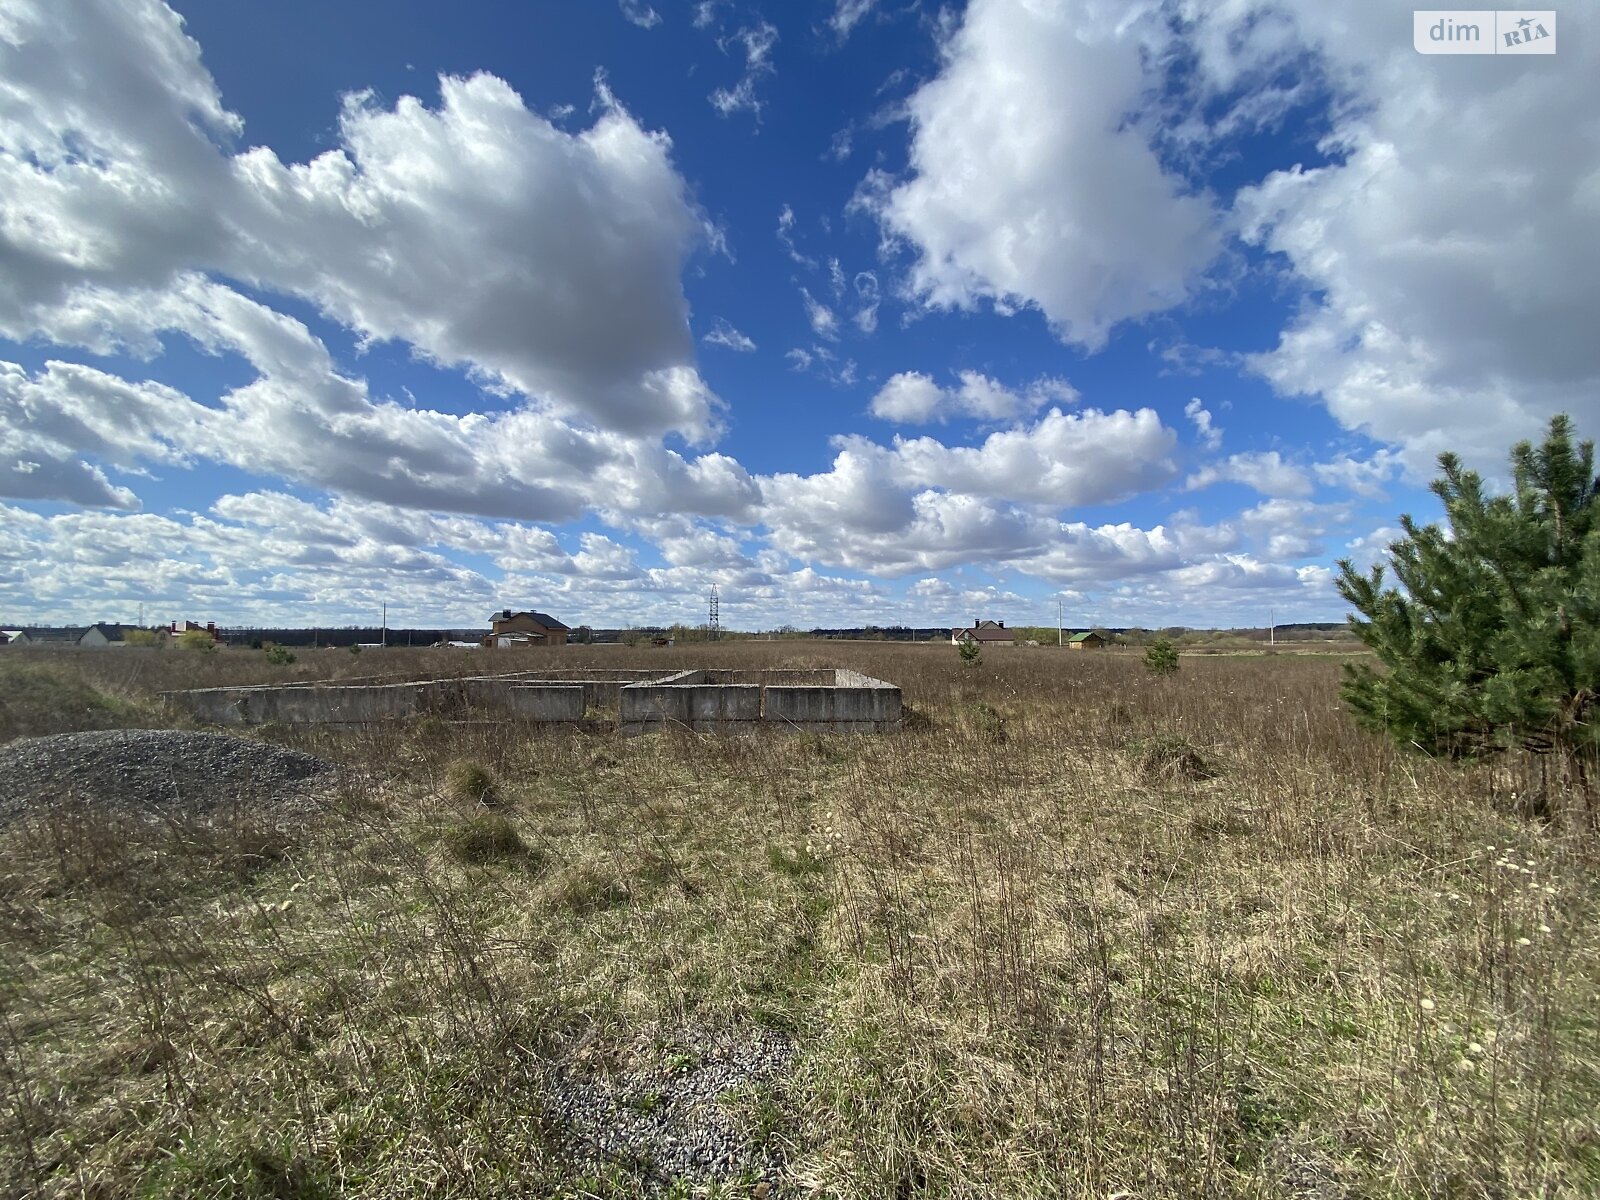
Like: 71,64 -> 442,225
200,620 -> 1358,649
219,627 -> 479,648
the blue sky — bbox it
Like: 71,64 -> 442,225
2,1 -> 1595,631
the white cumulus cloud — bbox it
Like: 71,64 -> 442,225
0,0 -> 721,440
869,370 -> 1076,424
1186,450 -> 1312,498
1225,0 -> 1600,469
864,0 -> 1220,349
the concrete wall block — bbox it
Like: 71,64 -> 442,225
762,682 -> 902,727
455,678 -> 516,704
762,686 -> 839,724
512,679 -> 620,708
231,684 -> 421,723
620,685 -> 692,727
167,666 -> 901,732
163,687 -> 259,724
503,685 -> 585,721
831,686 -> 902,722
687,684 -> 760,722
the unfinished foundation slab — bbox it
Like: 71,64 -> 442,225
162,666 -> 901,734
618,668 -> 900,735
618,683 -> 761,735
163,679 -> 589,725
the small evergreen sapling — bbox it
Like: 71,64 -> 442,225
1337,415 -> 1600,782
1144,637 -> 1179,676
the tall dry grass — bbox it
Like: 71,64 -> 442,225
0,642 -> 1596,1197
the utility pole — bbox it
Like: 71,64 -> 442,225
1057,597 -> 1064,647
1269,607 -> 1275,647
382,602 -> 387,648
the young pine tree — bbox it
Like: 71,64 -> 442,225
1337,415 -> 1600,776
1144,637 -> 1180,676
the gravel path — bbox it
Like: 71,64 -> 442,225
0,729 -> 337,828
546,1027 -> 795,1193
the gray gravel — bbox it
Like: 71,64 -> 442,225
546,1026 -> 795,1193
0,728 -> 337,828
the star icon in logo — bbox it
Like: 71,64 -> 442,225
1517,16 -> 1534,31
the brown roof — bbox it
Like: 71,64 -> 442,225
956,620 -> 1014,642
968,628 -> 1014,642
493,609 -> 569,630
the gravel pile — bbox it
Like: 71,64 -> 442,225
546,1027 -> 795,1193
0,729 -> 338,828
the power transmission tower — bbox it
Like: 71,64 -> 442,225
708,585 -> 721,641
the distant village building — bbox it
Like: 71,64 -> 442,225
485,609 -> 569,648
170,620 -> 222,643
9,627 -> 82,646
79,623 -> 151,647
1067,631 -> 1106,650
952,619 -> 1014,647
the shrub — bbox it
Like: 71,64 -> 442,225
177,628 -> 217,653
1136,733 -> 1216,782
1144,637 -> 1179,676
444,814 -> 531,866
444,759 -> 498,806
123,628 -> 162,648
957,638 -> 981,668
263,645 -> 296,666
970,700 -> 1006,741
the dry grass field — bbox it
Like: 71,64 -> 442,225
1,641 -> 1597,1198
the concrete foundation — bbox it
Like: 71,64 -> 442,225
165,678 -> 586,725
163,666 -> 901,734
616,668 -> 899,734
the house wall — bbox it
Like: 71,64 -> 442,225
490,613 -> 566,644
